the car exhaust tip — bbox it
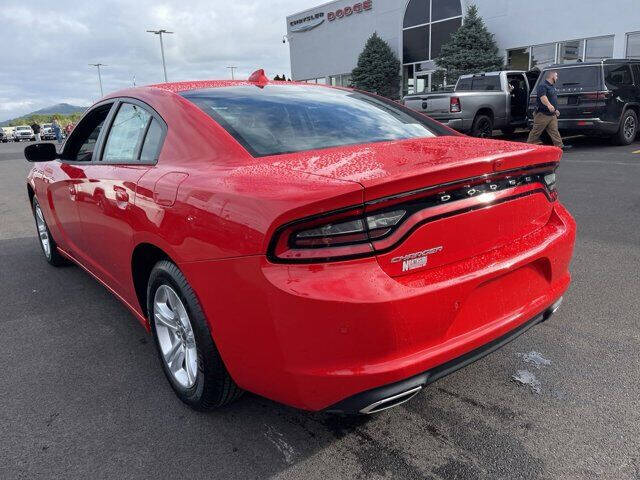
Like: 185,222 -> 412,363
359,386 -> 423,415
542,296 -> 563,321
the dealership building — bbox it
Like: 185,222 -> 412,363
286,0 -> 640,95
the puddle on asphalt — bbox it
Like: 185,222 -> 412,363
512,351 -> 552,394
516,351 -> 551,369
512,370 -> 542,394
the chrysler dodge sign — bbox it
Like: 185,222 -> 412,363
289,12 -> 325,32
289,1 -> 373,33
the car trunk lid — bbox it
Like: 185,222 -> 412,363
404,94 -> 453,116
267,136 -> 559,276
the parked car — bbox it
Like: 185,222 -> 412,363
40,123 -> 55,140
0,130 -> 9,143
528,59 -> 640,145
13,125 -> 35,142
24,71 -> 575,414
403,70 -> 540,138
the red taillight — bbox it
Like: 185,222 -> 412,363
268,167 -> 559,263
450,97 -> 461,113
582,91 -> 611,101
270,206 -> 407,262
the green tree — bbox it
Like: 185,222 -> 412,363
435,5 -> 503,83
350,32 -> 401,99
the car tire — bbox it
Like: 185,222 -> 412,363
612,109 -> 638,146
471,114 -> 494,138
147,260 -> 242,410
32,197 -> 68,266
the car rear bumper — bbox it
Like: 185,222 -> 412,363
527,117 -> 619,134
327,297 -> 562,414
432,116 -> 465,131
180,203 -> 576,411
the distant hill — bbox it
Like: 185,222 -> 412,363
0,103 -> 88,126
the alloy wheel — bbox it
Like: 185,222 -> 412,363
623,115 -> 636,141
478,119 -> 492,138
153,285 -> 198,389
35,204 -> 51,259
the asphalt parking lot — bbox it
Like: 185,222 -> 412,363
1,137 -> 639,480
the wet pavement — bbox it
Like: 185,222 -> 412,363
1,136 -> 639,479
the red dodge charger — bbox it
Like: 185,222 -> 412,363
25,70 -> 575,414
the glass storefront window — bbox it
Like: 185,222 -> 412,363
431,18 -> 462,59
531,43 -> 556,70
559,40 -> 584,64
403,0 -> 429,28
403,26 -> 429,64
432,0 -> 462,22
403,65 -> 415,96
340,75 -> 352,87
507,48 -> 530,70
627,32 -> 640,59
585,36 -> 614,62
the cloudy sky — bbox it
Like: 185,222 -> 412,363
0,0 -> 320,122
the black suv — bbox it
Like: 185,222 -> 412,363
528,59 -> 640,145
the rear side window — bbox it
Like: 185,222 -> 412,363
182,85 -> 448,157
103,103 -> 151,162
550,66 -> 602,92
604,64 -> 633,88
456,76 -> 500,91
140,119 -> 163,162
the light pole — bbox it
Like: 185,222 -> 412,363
147,29 -> 173,82
89,63 -> 106,97
226,66 -> 238,80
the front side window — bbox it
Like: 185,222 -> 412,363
183,85 -> 449,157
102,103 -> 151,162
62,104 -> 112,162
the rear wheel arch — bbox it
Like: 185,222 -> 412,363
131,243 -> 174,318
475,107 -> 495,122
471,108 -> 495,138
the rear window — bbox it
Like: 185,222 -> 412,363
541,66 -> 602,93
456,75 -> 501,91
182,85 -> 446,157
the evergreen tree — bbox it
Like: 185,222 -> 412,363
350,32 -> 401,99
435,5 -> 503,82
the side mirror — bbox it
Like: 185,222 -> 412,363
24,143 -> 58,162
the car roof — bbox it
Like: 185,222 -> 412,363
147,79 -> 330,94
542,59 -> 640,70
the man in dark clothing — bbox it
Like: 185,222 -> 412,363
527,71 -> 570,150
31,122 -> 41,142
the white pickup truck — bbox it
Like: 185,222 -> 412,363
13,125 -> 35,142
403,70 -> 540,138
